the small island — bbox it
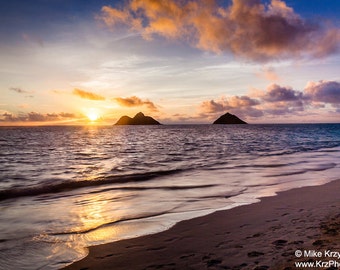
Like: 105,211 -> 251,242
115,112 -> 161,125
213,112 -> 247,124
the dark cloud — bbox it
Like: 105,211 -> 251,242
99,0 -> 340,62
1,112 -> 24,122
59,112 -> 76,118
114,96 -> 159,111
201,95 -> 260,113
304,81 -> 340,105
72,88 -> 106,101
1,112 -> 77,122
262,84 -> 303,102
27,112 -> 47,122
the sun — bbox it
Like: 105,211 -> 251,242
86,109 -> 100,122
87,112 -> 99,121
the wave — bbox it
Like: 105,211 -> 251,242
50,184 -> 233,236
51,208 -> 180,236
0,169 -> 188,201
265,162 -> 336,177
90,183 -> 217,194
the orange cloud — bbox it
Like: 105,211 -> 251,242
100,5 -> 142,31
114,96 -> 159,111
99,0 -> 340,62
73,88 -> 106,101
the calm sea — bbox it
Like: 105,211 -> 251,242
0,124 -> 340,269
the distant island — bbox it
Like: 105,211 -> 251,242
213,112 -> 247,124
115,112 -> 161,125
114,112 -> 245,125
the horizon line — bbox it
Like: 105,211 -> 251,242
1,122 -> 340,128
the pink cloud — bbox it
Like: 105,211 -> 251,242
200,80 -> 340,119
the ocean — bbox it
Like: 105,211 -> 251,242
0,124 -> 339,270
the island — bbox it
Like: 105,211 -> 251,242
115,112 -> 161,125
213,112 -> 247,124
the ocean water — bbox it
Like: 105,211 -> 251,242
0,124 -> 340,270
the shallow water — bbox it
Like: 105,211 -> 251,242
0,124 -> 339,269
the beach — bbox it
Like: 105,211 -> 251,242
64,179 -> 340,270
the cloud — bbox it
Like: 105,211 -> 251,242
0,112 -> 77,122
201,95 -> 263,119
73,88 -> 106,101
114,96 -> 159,111
163,113 -> 207,124
99,0 -> 340,62
10,87 -> 28,94
262,84 -> 303,102
200,80 -> 340,119
304,80 -> 340,105
58,112 -> 76,118
9,87 -> 34,98
201,100 -> 225,114
257,67 -> 280,81
201,95 -> 260,113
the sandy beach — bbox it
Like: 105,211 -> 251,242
64,180 -> 340,270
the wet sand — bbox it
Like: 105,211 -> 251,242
64,180 -> 340,270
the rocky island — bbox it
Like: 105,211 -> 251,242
213,112 -> 247,124
115,112 -> 161,125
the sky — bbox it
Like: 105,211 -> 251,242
0,0 -> 339,125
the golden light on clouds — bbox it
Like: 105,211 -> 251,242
99,0 -> 340,62
73,88 -> 106,101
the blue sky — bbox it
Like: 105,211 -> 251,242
1,1 -> 338,40
1,0 -> 339,125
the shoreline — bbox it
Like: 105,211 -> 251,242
63,180 -> 340,270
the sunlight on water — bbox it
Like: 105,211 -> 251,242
71,193 -> 113,233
